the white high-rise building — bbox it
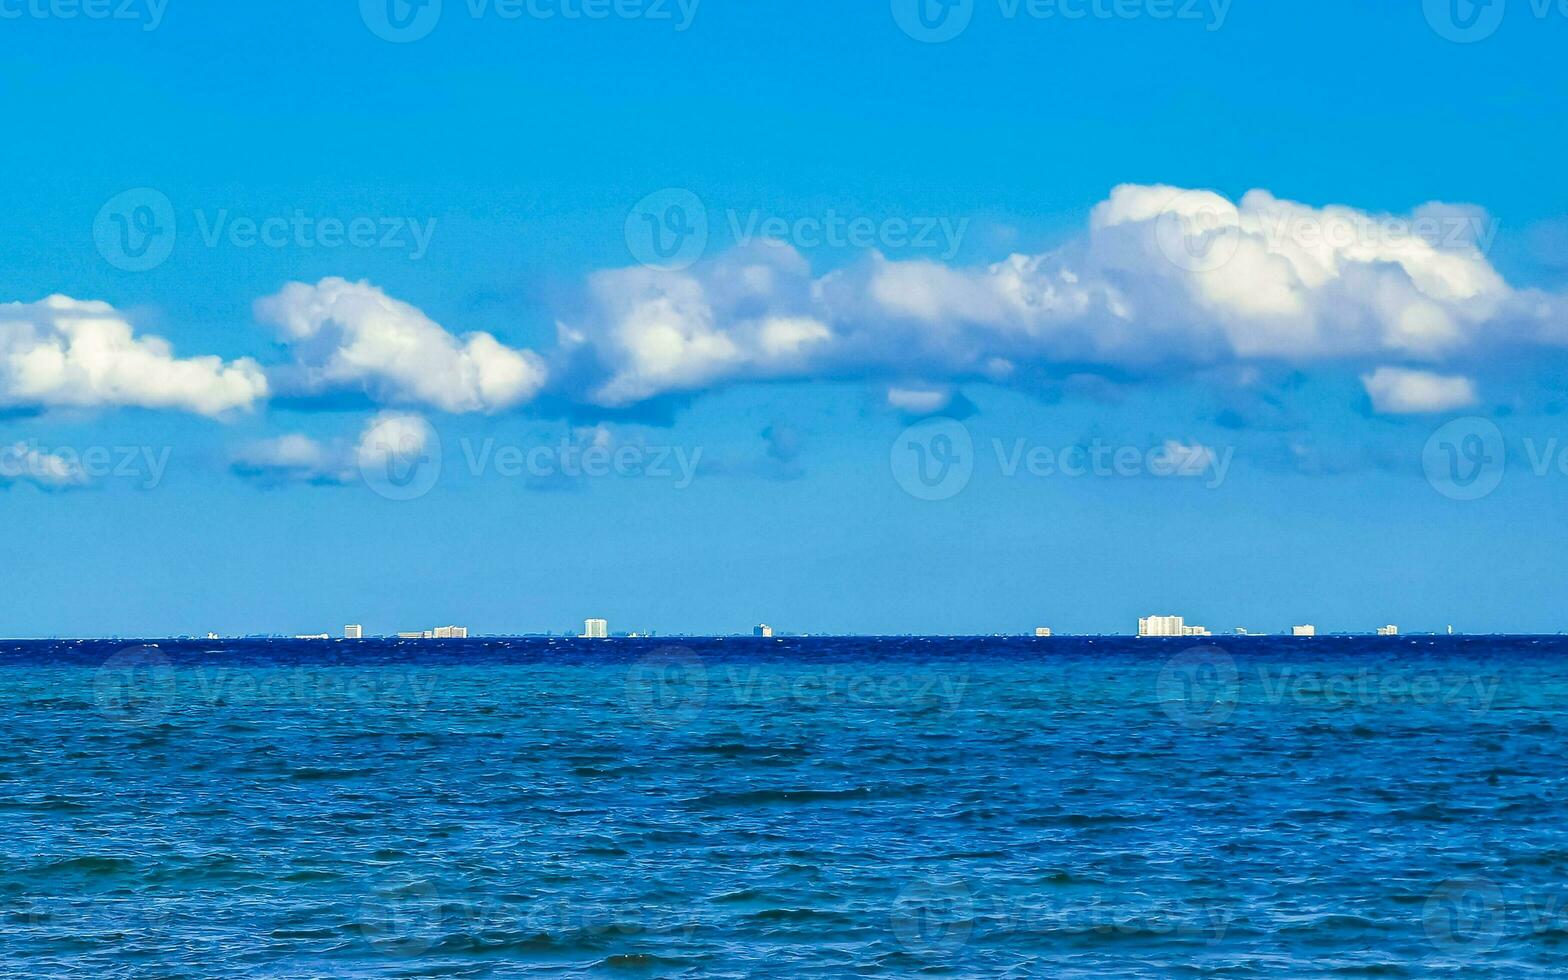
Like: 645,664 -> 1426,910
345,624 -> 363,639
1376,625 -> 1398,636
1139,615 -> 1182,637
1138,615 -> 1210,638
1292,624 -> 1316,637
583,618 -> 609,639
754,624 -> 774,638
433,625 -> 468,639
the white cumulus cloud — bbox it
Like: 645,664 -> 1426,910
0,442 -> 88,489
0,296 -> 268,416
256,278 -> 548,413
886,385 -> 954,414
1361,367 -> 1480,414
233,412 -> 434,485
560,246 -> 833,406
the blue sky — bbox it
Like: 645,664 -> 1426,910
2,0 -> 1567,637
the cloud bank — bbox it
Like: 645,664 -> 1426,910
14,184 -> 1565,429
0,296 -> 267,416
232,412 -> 433,486
554,183 -> 1566,408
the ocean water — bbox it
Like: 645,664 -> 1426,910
3,635 -> 1567,977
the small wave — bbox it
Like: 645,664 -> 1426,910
32,855 -> 136,877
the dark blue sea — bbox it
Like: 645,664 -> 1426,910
4,635 -> 1566,977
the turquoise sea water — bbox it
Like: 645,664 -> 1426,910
3,636 -> 1567,977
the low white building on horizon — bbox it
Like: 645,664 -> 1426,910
1292,624 -> 1316,637
397,625 -> 469,639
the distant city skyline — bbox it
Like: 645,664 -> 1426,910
7,616 -> 1487,640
